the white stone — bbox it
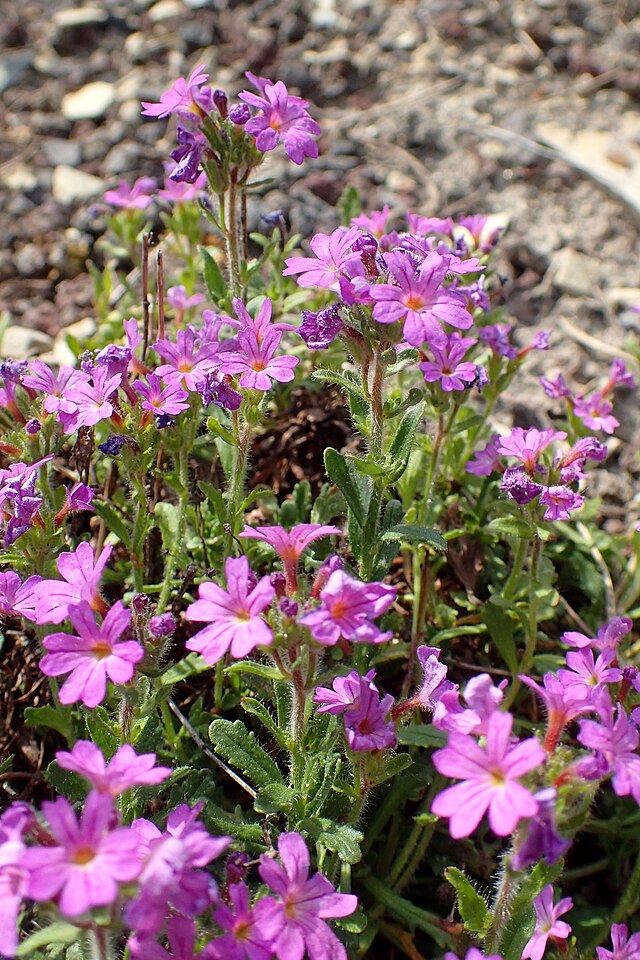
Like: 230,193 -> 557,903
548,247 -> 601,297
2,166 -> 38,192
53,6 -> 108,27
52,165 -> 105,204
148,0 -> 183,22
0,326 -> 53,360
61,81 -> 115,121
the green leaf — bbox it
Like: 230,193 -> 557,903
368,752 -> 413,786
90,501 -> 131,548
84,706 -> 120,757
24,705 -> 72,741
200,246 -> 227,301
225,660 -> 284,683
362,876 -> 452,947
206,415 -> 237,446
381,523 -> 447,552
203,803 -> 265,845
396,725 -> 446,748
488,516 -> 534,539
445,867 -> 490,934
387,402 -> 425,482
483,598 -> 518,675
154,502 -> 181,553
241,697 -> 291,749
254,782 -> 299,814
44,762 -> 86,803
300,817 -> 364,864
16,922 -> 80,956
339,184 -> 362,225
350,455 -> 390,479
159,652 -> 212,686
209,718 -> 285,790
324,448 -> 369,527
500,904 -> 536,960
313,368 -> 367,402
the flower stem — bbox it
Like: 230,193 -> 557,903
157,433 -> 191,612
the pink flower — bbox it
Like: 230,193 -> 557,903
577,704 -> 640,803
33,541 -> 113,624
141,64 -> 213,119
209,881 -> 283,960
562,616 -> 633,653
573,392 -> 619,434
352,206 -> 391,239
299,570 -> 396,646
314,669 -> 397,751
420,334 -> 478,391
283,226 -> 363,289
521,672 -> 591,753
166,286 -> 205,313
58,365 -> 123,433
0,571 -> 41,620
128,917 -> 204,960
497,427 -> 567,475
0,804 -> 32,957
371,250 -> 472,347
127,803 -> 230,937
239,77 -> 320,164
538,485 -> 584,521
218,329 -> 298,390
466,434 -> 501,477
240,523 -> 340,594
104,177 -> 157,210
258,832 -> 357,960
185,556 -> 275,664
432,673 -> 506,735
522,885 -> 573,960
56,741 -> 171,797
39,601 -> 143,708
153,329 -> 220,392
24,791 -> 141,917
597,924 -> 640,960
557,648 -> 623,703
133,373 -> 190,417
431,710 -> 545,838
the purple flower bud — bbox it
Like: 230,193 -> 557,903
149,612 -> 176,638
510,787 -> 570,870
155,414 -> 176,428
475,366 -> 489,392
212,89 -> 228,119
229,103 -> 251,125
280,597 -> 299,619
501,468 -> 543,505
25,418 -> 41,435
270,572 -> 287,597
226,851 -> 250,885
132,593 -> 151,616
66,482 -> 94,512
299,304 -> 344,350
98,434 -> 135,456
197,372 -> 242,412
0,360 -> 28,384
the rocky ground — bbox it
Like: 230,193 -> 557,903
1,0 -> 639,499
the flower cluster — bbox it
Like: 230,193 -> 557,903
541,358 -> 635,435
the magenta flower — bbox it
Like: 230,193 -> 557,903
573,391 -> 619,434
24,791 -> 141,917
497,427 -> 567,474
539,485 -> 584,521
141,64 -> 213,119
128,917 -> 205,960
432,673 -> 506,735
153,328 -> 220,392
371,250 -> 472,347
562,616 -> 633,653
209,881 -> 283,960
283,226 -> 363,289
557,648 -> 623,703
407,213 -> 454,237
597,924 -> 640,960
522,885 -> 573,960
314,668 -> 378,714
413,645 -> 457,711
299,570 -> 396,646
22,360 -> 89,417
511,788 -> 571,870
127,803 -> 230,936
557,436 -> 607,483
444,950 -> 502,960
104,177 -> 157,210
315,669 -> 396,751
298,303 -> 345,349
466,434 -> 502,477
540,372 -> 571,399
0,571 -> 41,620
218,329 -> 299,390
603,358 -> 636,393
133,373 -> 190,418
33,541 -> 113,624
521,672 -> 591,753
166,285 -> 206,313
352,206 -> 391,239
239,77 -> 320,164
56,741 -> 171,797
258,832 -> 357,960
185,555 -> 275,664
431,710 -> 545,838
240,523 -> 340,594
419,334 -> 478,391
0,804 -> 31,957
58,365 -> 123,434
40,601 -> 143,708
577,705 -> 640,803
158,171 -> 207,203
0,459 -> 49,547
